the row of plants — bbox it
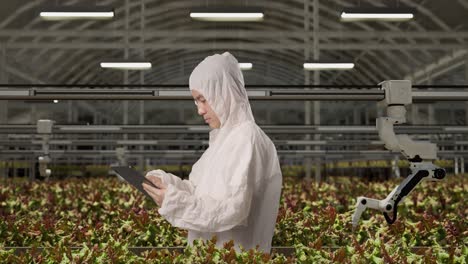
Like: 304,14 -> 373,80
0,174 -> 466,262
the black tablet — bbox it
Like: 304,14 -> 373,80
111,166 -> 158,199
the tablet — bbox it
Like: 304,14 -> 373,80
111,166 -> 158,199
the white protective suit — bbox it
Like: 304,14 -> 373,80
152,52 -> 282,253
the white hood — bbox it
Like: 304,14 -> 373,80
189,52 -> 255,142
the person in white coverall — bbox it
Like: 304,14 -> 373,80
142,52 -> 283,253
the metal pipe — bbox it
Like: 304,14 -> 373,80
0,124 -> 467,134
1,149 -> 467,158
1,88 -> 467,101
2,139 -> 468,147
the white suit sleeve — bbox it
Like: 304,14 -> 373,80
146,169 -> 195,194
158,138 -> 255,233
158,184 -> 253,233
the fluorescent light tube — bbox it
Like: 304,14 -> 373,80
341,12 -> 413,20
190,12 -> 263,21
39,7 -> 114,20
40,11 -> 114,20
100,62 -> 152,70
340,8 -> 414,21
239,63 -> 253,70
304,63 -> 355,70
190,7 -> 264,21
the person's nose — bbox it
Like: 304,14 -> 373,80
197,104 -> 206,116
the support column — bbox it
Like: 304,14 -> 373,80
461,157 -> 465,174
454,157 -> 459,175
139,97 -> 145,170
428,104 -> 435,125
30,156 -> 36,181
364,109 -> 370,125
0,44 -> 7,124
119,0 -> 130,169
179,102 -> 184,122
68,101 -> 73,123
123,0 -> 129,143
0,44 -> 7,179
138,0 -> 146,171
427,77 -> 436,125
465,55 -> 468,126
93,111 -> 100,166
312,0 -> 321,182
29,46 -> 38,125
266,108 -> 272,124
13,160 -> 17,178
450,108 -> 456,125
353,107 -> 361,124
30,105 -> 37,123
304,0 -> 312,181
67,101 -> 73,168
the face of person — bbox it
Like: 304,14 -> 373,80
191,89 -> 221,129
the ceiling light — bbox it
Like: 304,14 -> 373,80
340,8 -> 414,21
53,100 -> 59,103
100,62 -> 152,70
239,63 -> 253,70
40,6 -> 114,20
190,7 -> 264,22
304,62 -> 355,70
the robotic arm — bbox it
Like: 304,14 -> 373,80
352,80 -> 446,228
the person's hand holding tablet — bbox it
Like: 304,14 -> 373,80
143,175 -> 167,206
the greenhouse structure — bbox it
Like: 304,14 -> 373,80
0,0 -> 466,262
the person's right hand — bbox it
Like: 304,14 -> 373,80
143,175 -> 167,206
145,169 -> 166,179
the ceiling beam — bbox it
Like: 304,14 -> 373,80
1,29 -> 468,39
405,49 -> 468,82
3,41 -> 466,51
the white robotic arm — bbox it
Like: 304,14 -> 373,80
352,162 -> 445,227
352,81 -> 446,228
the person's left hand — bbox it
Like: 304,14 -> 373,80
142,176 -> 167,207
